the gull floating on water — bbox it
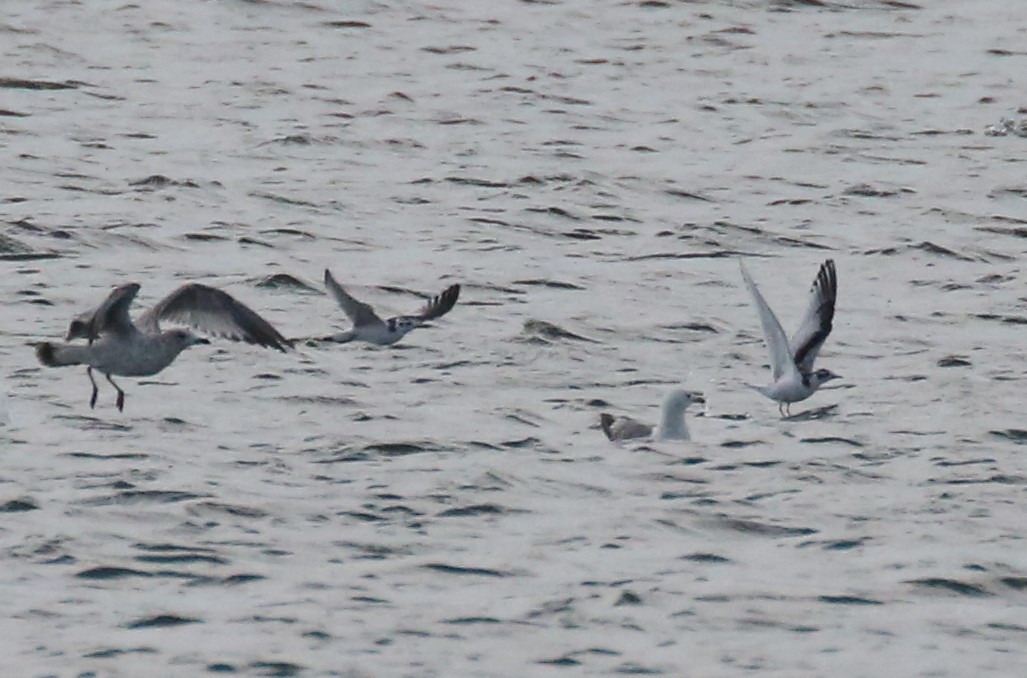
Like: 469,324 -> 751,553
600,389 -> 705,442
320,269 -> 460,346
739,258 -> 839,417
36,282 -> 291,411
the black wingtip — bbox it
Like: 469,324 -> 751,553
250,333 -> 292,352
429,283 -> 461,318
821,259 -> 837,293
441,283 -> 460,307
813,259 -> 837,306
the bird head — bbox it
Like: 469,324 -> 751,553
388,316 -> 422,335
811,369 -> 840,388
169,329 -> 211,351
664,388 -> 705,412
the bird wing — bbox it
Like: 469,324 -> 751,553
600,413 -> 653,441
138,283 -> 291,351
739,260 -> 799,383
67,283 -> 141,342
789,259 -> 837,375
415,284 -> 460,321
324,269 -> 384,328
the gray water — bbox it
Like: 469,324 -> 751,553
2,1 -> 1027,676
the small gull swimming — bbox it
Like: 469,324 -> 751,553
320,269 -> 460,346
739,258 -> 839,417
36,282 -> 291,411
600,389 -> 705,442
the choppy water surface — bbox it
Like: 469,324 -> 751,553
3,0 -> 1027,675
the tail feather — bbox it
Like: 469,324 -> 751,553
36,342 -> 91,367
745,382 -> 770,397
35,342 -> 58,366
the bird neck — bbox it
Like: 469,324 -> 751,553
655,404 -> 688,440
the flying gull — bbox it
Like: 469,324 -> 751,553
36,282 -> 291,411
738,258 -> 839,416
600,389 -> 705,442
320,269 -> 460,346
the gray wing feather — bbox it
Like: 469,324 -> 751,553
140,284 -> 291,351
324,269 -> 384,328
739,260 -> 798,382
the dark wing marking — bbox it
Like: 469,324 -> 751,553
66,283 -> 141,343
790,259 -> 837,374
600,413 -> 652,441
324,269 -> 384,328
66,315 -> 91,341
139,284 -> 291,351
416,284 -> 460,321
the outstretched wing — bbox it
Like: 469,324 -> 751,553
66,283 -> 141,342
139,284 -> 291,351
789,259 -> 837,375
324,269 -> 384,328
739,260 -> 799,383
415,284 -> 460,321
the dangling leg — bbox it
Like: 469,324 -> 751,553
105,373 -> 125,412
87,366 -> 99,409
778,401 -> 785,417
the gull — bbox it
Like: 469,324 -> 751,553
35,282 -> 291,411
600,389 -> 705,442
320,269 -> 460,346
738,258 -> 839,417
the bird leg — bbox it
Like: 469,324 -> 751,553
105,373 -> 126,412
87,366 -> 99,409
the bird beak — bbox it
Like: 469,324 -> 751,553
691,392 -> 706,405
193,337 -> 211,346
